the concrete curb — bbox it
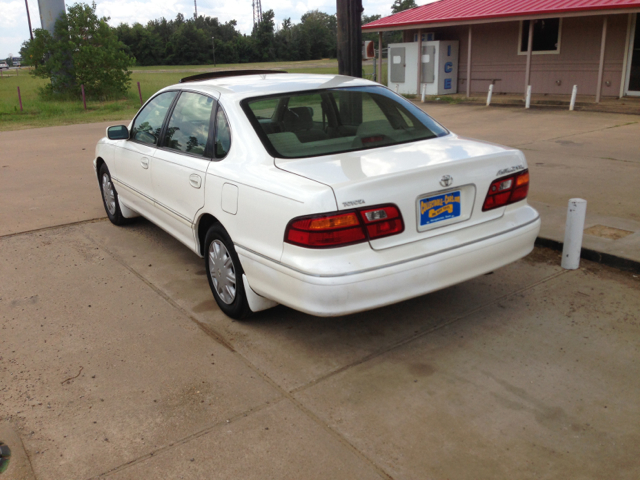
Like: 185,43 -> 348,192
535,237 -> 640,274
420,100 -> 640,116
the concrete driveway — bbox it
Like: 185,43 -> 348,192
1,108 -> 639,479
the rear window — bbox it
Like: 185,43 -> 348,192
242,86 -> 448,159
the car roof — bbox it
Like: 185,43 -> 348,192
165,73 -> 380,100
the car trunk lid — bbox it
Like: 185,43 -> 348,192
275,134 -> 528,250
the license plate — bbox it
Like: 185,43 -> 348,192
419,190 -> 461,226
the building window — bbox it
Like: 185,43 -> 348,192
519,18 -> 561,54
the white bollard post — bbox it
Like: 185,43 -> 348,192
525,85 -> 532,109
421,83 -> 426,103
569,85 -> 578,111
395,84 -> 399,93
561,198 -> 588,270
486,84 -> 493,106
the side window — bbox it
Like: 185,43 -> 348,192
131,91 -> 177,145
215,107 -> 231,158
163,92 -> 214,157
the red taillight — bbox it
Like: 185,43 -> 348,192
285,204 -> 404,248
359,205 -> 404,240
482,170 -> 530,211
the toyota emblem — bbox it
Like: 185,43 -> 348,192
440,175 -> 453,187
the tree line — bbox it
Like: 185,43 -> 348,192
115,10 -> 338,66
19,0 -> 416,98
114,0 -> 416,66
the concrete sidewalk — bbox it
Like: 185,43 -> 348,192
422,92 -> 640,115
1,108 -> 639,479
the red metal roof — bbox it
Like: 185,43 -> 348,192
363,0 -> 640,30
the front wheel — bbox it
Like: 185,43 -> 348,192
99,164 -> 129,226
204,224 -> 252,320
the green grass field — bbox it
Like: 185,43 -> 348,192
0,59 -> 385,131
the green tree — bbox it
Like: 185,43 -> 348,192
166,21 -> 210,65
252,10 -> 276,62
391,0 -> 417,14
21,2 -> 133,98
298,11 -> 337,59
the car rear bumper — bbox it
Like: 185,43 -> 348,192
237,214 -> 541,317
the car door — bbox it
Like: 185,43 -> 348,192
113,91 -> 178,217
151,91 -> 216,249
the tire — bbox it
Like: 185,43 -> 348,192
204,224 -> 252,320
98,163 -> 129,226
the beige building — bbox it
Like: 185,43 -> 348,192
363,0 -> 640,100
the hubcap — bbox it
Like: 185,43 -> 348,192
102,173 -> 117,216
208,240 -> 236,304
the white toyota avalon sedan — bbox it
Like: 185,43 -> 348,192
94,71 -> 540,319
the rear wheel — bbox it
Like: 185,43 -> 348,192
99,164 -> 128,226
204,224 -> 252,320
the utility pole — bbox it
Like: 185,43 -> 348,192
25,0 -> 34,40
212,37 -> 216,67
336,0 -> 363,77
194,0 -> 198,19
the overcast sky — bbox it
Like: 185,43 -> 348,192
1,0 -> 427,58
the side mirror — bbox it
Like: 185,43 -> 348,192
107,125 -> 129,140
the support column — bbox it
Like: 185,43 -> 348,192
524,19 -> 534,97
619,14 -> 633,98
416,29 -> 422,95
378,31 -> 383,85
596,16 -> 608,103
466,25 -> 472,97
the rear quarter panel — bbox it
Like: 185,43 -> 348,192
201,97 -> 337,263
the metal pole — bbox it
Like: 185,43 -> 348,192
466,26 -> 472,98
212,37 -> 216,67
81,84 -> 86,110
378,31 -> 383,85
18,86 -> 23,111
570,85 -> 577,111
373,49 -> 377,82
486,84 -> 493,106
416,29 -> 422,95
525,85 -> 532,108
561,198 -> 587,270
137,81 -> 143,105
25,0 -> 34,40
524,20 -> 534,98
596,16 -> 608,103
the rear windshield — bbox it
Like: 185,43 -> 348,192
242,86 -> 448,159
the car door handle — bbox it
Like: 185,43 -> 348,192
140,157 -> 149,169
189,174 -> 202,189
